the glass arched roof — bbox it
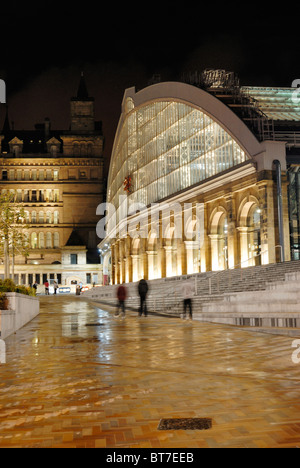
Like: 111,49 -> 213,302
108,99 -> 250,211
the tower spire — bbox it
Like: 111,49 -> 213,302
76,72 -> 89,100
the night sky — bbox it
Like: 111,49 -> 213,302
1,3 -> 300,174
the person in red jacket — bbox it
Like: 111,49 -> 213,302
115,283 -> 127,318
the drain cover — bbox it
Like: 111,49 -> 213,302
158,418 -> 212,431
85,323 -> 104,327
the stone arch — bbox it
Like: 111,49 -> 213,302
209,206 -> 229,271
238,195 -> 262,266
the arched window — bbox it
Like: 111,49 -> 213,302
46,211 -> 52,224
39,211 -> 44,224
31,211 -> 37,224
54,232 -> 59,248
39,232 -> 45,249
31,232 -> 38,249
46,232 -> 52,249
24,211 -> 30,223
53,211 -> 59,224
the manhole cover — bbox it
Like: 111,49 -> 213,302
85,323 -> 104,327
50,346 -> 74,350
158,418 -> 212,431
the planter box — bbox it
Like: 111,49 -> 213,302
0,293 -> 40,339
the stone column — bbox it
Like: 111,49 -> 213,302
200,203 -> 210,273
225,194 -> 238,269
164,246 -> 173,277
209,234 -> 219,271
236,227 -> 249,267
258,181 -> 276,265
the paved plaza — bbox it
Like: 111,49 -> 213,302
0,295 -> 300,448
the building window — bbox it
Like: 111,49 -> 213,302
46,211 -> 52,224
39,232 -> 45,249
16,190 -> 22,202
46,232 -> 52,249
54,232 -> 59,248
70,254 -> 78,265
31,232 -> 38,249
39,211 -> 44,224
2,170 -> 7,181
54,190 -> 59,202
24,211 -> 30,223
53,211 -> 59,224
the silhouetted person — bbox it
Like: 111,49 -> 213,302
116,283 -> 127,317
182,280 -> 194,320
138,279 -> 149,317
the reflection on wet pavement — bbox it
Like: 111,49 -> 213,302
0,295 -> 300,447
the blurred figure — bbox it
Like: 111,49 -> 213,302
181,280 -> 194,320
44,280 -> 49,295
32,282 -> 38,296
53,281 -> 59,295
138,278 -> 149,317
116,283 -> 127,318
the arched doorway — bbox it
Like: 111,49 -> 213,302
164,225 -> 178,277
210,208 -> 228,271
238,198 -> 261,267
185,218 -> 200,274
132,238 -> 143,282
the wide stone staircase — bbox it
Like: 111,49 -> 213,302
83,259 -> 300,335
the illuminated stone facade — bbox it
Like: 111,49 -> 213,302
100,81 -> 291,285
0,75 -> 104,287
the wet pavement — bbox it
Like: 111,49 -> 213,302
0,295 -> 300,448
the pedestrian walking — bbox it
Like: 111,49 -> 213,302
115,283 -> 127,318
181,280 -> 194,320
138,278 -> 149,317
44,280 -> 49,296
32,282 -> 38,296
53,281 -> 59,295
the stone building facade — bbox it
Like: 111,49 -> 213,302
100,80 -> 296,285
0,74 -> 104,287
